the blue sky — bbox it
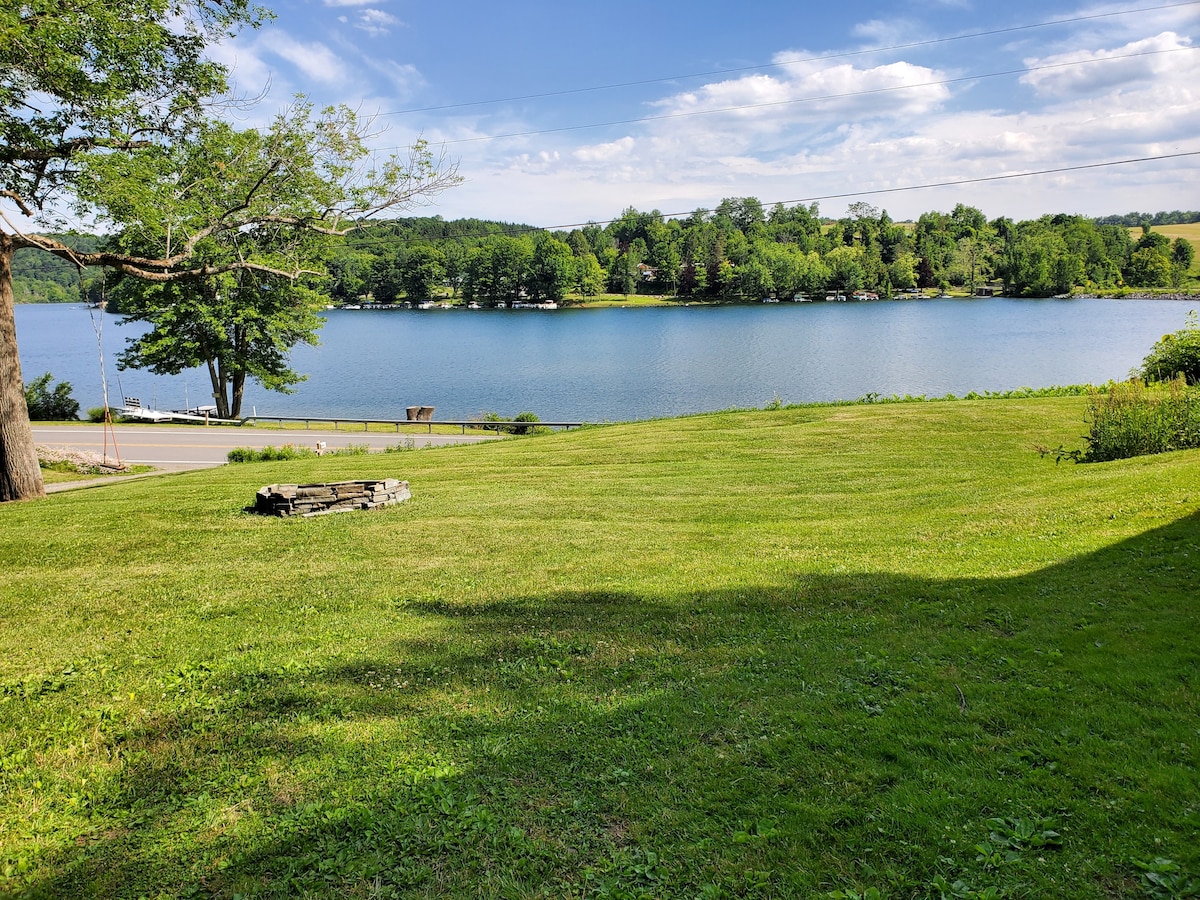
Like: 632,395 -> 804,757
211,0 -> 1200,225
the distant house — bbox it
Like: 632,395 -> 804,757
637,263 -> 658,282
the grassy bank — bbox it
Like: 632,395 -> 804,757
2,398 -> 1198,898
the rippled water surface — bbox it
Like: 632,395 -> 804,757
15,299 -> 1195,421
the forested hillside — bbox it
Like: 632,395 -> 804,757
11,233 -> 105,303
324,202 -> 1198,305
16,207 -> 1198,305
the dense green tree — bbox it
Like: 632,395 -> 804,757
369,248 -> 404,302
679,260 -> 707,296
609,207 -> 660,250
715,197 -> 766,232
914,211 -> 957,288
465,235 -> 532,304
1127,246 -> 1173,288
1139,311 -> 1200,383
768,202 -> 822,250
574,253 -> 605,298
326,247 -> 374,302
1135,231 -> 1172,254
441,241 -> 467,297
0,1 -> 459,501
647,237 -> 681,295
800,252 -> 830,296
826,246 -> 865,295
399,244 -> 445,300
113,265 -> 324,419
1170,238 -> 1195,287
737,258 -> 773,300
755,243 -> 805,299
528,236 -> 574,302
608,251 -> 638,296
889,252 -> 918,291
0,0 -> 269,500
566,230 -> 591,259
23,372 -> 80,421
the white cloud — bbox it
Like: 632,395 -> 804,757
355,9 -> 401,36
357,59 -> 425,98
323,0 -> 376,6
573,137 -> 636,163
258,31 -> 348,84
1021,32 -> 1196,98
654,56 -> 951,126
852,17 -> 921,46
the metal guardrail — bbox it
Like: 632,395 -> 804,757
240,416 -> 588,434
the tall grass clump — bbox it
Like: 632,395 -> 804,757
226,444 -> 316,463
1084,377 -> 1200,461
227,443 -> 373,463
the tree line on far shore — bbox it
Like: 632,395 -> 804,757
325,202 -> 1199,306
14,205 -> 1199,308
321,200 -> 1200,306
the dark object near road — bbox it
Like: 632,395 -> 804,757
251,480 -> 410,517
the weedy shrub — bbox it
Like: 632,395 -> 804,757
24,372 -> 79,420
478,411 -> 548,435
227,444 -> 316,463
1083,378 -> 1200,462
1134,857 -> 1200,898
1139,310 -> 1200,385
227,443 -> 376,463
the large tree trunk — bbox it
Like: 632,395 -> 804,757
205,355 -> 228,419
0,234 -> 46,501
230,370 -> 245,420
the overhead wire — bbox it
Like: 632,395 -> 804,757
328,3 -> 1200,248
379,0 -> 1200,116
371,46 -> 1200,153
331,149 -> 1200,249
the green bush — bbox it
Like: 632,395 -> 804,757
478,410 -> 546,435
1139,310 -> 1200,385
24,372 -> 80,421
226,443 -> 373,463
1083,378 -> 1200,462
86,406 -> 110,423
227,444 -> 317,463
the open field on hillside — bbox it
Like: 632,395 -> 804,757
1146,222 -> 1200,246
1137,223 -> 1200,276
2,399 -> 1198,898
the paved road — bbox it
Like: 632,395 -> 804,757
33,424 -> 499,470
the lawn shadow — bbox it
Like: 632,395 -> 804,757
16,512 -> 1200,898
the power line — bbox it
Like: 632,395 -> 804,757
338,149 -> 1200,247
380,1 -> 1200,117
377,46 -> 1198,152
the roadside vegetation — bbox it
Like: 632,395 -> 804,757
2,397 -> 1197,898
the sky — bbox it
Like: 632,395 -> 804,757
210,0 -> 1198,226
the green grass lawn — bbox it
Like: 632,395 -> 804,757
2,398 -> 1198,898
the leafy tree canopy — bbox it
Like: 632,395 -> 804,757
1140,310 -> 1200,385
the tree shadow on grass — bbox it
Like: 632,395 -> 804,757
13,512 -> 1200,898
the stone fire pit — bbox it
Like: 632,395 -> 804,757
252,479 -> 410,517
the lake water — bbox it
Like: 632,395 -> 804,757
13,299 -> 1197,422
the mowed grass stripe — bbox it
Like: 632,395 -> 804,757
0,397 -> 1197,898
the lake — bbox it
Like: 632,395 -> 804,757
13,298 -> 1197,422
